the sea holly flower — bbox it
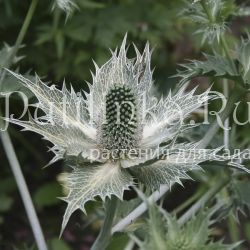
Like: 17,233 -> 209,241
5,36 -> 244,234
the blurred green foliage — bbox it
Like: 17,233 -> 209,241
0,0 -> 189,91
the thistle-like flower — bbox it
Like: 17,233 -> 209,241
6,36 -> 243,234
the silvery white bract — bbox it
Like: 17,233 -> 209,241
6,36 -> 243,235
55,0 -> 76,13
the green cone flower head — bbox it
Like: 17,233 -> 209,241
6,35 -> 243,234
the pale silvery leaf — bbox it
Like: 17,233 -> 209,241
60,161 -> 133,236
5,35 -> 249,234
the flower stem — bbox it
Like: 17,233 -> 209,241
220,36 -> 237,74
199,85 -> 244,149
111,185 -> 169,234
0,1 -> 47,250
1,130 -> 47,250
0,0 -> 38,85
228,212 -> 241,242
222,80 -> 241,242
178,176 -> 230,225
222,78 -> 230,148
91,196 -> 118,250
174,186 -> 206,215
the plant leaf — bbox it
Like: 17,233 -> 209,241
0,43 -> 24,68
177,53 -> 242,85
1,71 -> 35,99
34,182 -> 62,207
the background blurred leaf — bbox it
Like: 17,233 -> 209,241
107,233 -> 129,250
34,182 -> 62,208
76,0 -> 105,9
1,71 -> 35,99
49,238 -> 70,250
0,194 -> 13,212
232,179 -> 250,212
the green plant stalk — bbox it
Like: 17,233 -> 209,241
223,79 -> 230,149
112,185 -> 169,234
91,197 -> 118,250
228,212 -> 241,242
220,36 -> 237,74
0,0 -> 38,86
1,131 -> 47,250
0,1 -> 47,249
222,187 -> 241,243
174,186 -> 206,215
199,86 -> 244,149
222,78 -> 240,243
178,176 -> 230,225
224,84 -> 240,243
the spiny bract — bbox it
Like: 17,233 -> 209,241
6,35 -> 242,235
133,202 -> 240,250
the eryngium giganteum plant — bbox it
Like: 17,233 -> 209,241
6,36 -> 243,234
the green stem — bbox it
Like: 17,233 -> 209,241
0,0 -> 38,86
178,176 -> 230,225
228,212 -> 240,242
222,188 -> 241,243
112,185 -> 169,234
174,186 -> 206,215
221,79 -> 241,243
220,36 -> 238,74
0,1 -> 47,250
91,197 -> 118,250
1,130 -> 48,250
222,79 -> 230,149
199,86 -> 244,149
